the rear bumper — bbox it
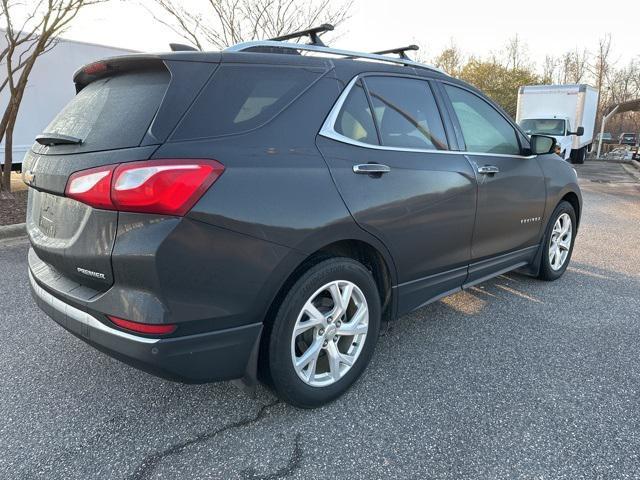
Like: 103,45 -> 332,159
29,270 -> 262,383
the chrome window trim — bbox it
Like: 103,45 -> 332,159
29,271 -> 160,345
318,75 -> 536,160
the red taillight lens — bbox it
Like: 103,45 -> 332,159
64,159 -> 224,215
66,165 -> 115,209
108,316 -> 177,335
112,159 -> 224,216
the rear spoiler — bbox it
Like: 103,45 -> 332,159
73,55 -> 167,92
73,53 -> 221,92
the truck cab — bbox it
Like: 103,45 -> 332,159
519,117 -> 574,161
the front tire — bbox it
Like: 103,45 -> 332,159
570,147 -> 586,164
538,201 -> 576,281
267,258 -> 381,408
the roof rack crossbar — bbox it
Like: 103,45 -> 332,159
372,44 -> 419,60
224,41 -> 446,75
268,23 -> 334,46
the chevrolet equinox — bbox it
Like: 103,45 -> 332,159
25,33 -> 582,408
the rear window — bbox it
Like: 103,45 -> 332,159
40,70 -> 169,154
173,64 -> 324,140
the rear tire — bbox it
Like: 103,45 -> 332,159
267,258 -> 381,408
538,201 -> 576,281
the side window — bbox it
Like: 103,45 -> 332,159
334,80 -> 378,145
444,84 -> 521,155
365,76 -> 447,150
174,64 -> 323,139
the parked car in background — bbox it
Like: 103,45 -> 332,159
516,84 -> 598,164
595,132 -> 613,144
619,132 -> 638,146
24,34 -> 582,408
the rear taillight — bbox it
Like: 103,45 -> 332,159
66,165 -> 115,209
108,315 -> 177,335
65,159 -> 224,215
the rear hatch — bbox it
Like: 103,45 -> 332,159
25,55 -> 218,291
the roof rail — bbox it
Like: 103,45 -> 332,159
268,23 -> 334,47
224,41 -> 446,75
373,45 -> 419,60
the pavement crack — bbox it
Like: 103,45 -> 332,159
129,399 -> 280,480
240,432 -> 303,480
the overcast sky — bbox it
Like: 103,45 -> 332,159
64,0 -> 639,68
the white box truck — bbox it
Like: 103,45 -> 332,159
516,84 -> 598,164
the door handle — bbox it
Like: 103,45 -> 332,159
477,165 -> 500,174
353,164 -> 391,175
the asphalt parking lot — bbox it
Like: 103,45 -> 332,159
1,160 -> 639,479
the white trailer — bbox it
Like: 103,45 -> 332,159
0,32 -> 135,168
516,84 -> 598,164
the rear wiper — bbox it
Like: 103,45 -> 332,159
35,133 -> 82,146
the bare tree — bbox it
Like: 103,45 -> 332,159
503,34 -> 530,71
557,52 -> 571,84
541,55 -> 557,84
589,34 -> 613,129
146,0 -> 353,51
567,48 -> 589,83
0,0 -> 104,193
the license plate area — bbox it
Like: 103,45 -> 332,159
26,188 -> 118,290
38,193 -> 61,238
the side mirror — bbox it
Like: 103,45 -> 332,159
530,134 -> 556,155
569,126 -> 584,136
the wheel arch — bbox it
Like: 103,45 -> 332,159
251,235 -> 397,386
264,238 -> 397,330
520,188 -> 581,278
560,191 -> 581,230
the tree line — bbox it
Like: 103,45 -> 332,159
1,0 -> 638,195
429,35 -> 640,135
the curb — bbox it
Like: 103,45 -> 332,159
0,223 -> 26,241
632,159 -> 640,171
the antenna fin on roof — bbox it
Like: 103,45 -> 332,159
373,45 -> 419,60
269,24 -> 334,46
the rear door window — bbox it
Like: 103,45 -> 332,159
173,64 -> 324,139
364,76 -> 448,150
41,70 -> 170,154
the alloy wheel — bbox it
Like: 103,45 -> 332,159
291,280 -> 369,387
549,213 -> 572,270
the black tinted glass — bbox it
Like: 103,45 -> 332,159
174,65 -> 322,139
365,77 -> 447,150
43,70 -> 170,153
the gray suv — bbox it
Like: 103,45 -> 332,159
24,31 -> 581,408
